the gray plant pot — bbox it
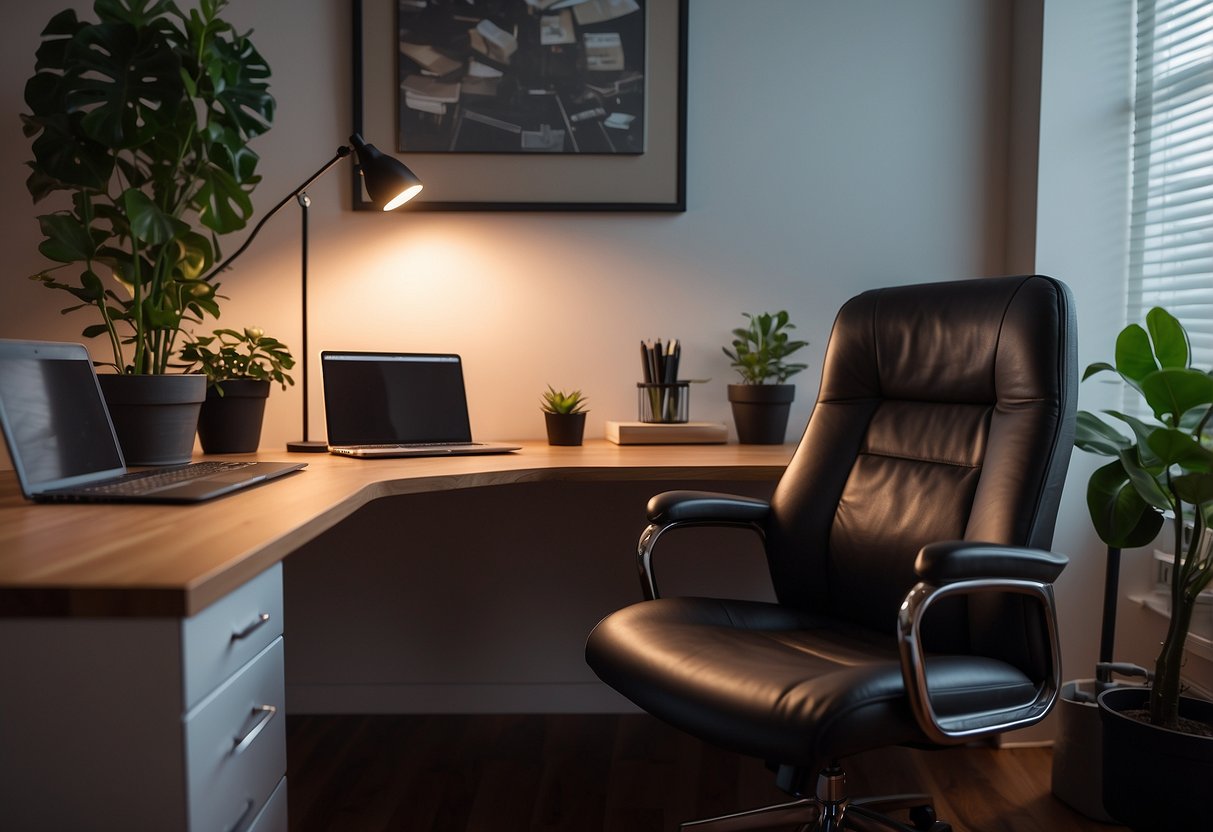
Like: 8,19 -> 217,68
98,374 -> 206,466
197,379 -> 270,454
727,383 -> 795,444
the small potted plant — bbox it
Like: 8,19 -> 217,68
181,328 -> 294,454
1073,307 -> 1213,830
541,386 -> 588,446
722,310 -> 808,444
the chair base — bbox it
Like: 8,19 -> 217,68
680,766 -> 953,832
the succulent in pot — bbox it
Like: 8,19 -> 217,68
541,386 -> 588,447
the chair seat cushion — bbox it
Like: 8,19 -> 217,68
585,597 -> 1037,768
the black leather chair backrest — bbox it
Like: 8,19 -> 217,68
762,276 -> 1076,664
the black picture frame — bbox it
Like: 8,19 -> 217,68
351,0 -> 687,212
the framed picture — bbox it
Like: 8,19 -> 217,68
351,0 -> 687,211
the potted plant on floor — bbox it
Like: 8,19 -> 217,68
181,327 -> 294,453
1072,306 -> 1213,831
21,0 -> 274,464
541,386 -> 588,446
722,310 -> 808,444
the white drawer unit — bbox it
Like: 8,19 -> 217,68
0,565 -> 289,831
186,637 -> 286,832
183,563 -> 285,709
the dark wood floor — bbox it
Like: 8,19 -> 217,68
286,714 -> 1120,832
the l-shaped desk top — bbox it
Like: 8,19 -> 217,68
0,440 -> 793,618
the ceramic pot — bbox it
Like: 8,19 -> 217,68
197,379 -> 271,454
727,383 -> 795,444
98,374 -> 206,466
1099,686 -> 1213,831
544,411 -> 586,446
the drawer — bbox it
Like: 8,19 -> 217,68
182,563 -> 283,708
246,777 -> 288,832
185,637 -> 286,832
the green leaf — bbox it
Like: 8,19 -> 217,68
193,164 -> 253,233
1146,307 -> 1189,369
1086,459 -> 1166,548
1173,472 -> 1213,506
1119,447 -> 1173,510
1082,361 -> 1118,381
36,213 -> 100,263
1146,427 -> 1213,472
121,189 -> 182,246
66,22 -> 183,148
1075,411 -> 1131,456
1115,324 -> 1157,383
1139,368 -> 1213,424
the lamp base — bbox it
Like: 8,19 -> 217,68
286,439 -> 329,453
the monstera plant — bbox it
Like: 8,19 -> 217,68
22,0 -> 274,374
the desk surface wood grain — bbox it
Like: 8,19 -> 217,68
0,440 -> 792,618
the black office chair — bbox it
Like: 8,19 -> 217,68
586,275 -> 1076,831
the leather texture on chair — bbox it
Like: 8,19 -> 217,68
586,276 -> 1077,795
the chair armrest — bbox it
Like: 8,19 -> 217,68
914,541 -> 1068,585
898,541 -> 1068,745
638,491 -> 770,600
647,490 -> 772,524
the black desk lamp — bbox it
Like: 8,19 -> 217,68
206,134 -> 423,452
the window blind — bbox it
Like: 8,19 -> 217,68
1128,0 -> 1213,373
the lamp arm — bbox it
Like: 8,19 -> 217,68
201,145 -> 352,283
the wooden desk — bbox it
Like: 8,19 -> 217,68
0,440 -> 792,618
0,440 -> 792,831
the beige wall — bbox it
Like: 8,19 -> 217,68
1,0 -> 1012,455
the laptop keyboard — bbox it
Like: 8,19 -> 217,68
52,461 -> 257,497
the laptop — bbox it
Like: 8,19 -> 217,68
0,340 -> 306,503
321,351 -> 521,458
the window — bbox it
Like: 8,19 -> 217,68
1127,0 -> 1213,370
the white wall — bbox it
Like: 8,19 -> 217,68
0,0 -> 1013,456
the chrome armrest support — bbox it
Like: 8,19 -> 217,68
897,577 -> 1063,745
638,491 -> 770,600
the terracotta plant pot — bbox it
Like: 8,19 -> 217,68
544,411 -> 586,446
727,383 -> 795,444
197,379 -> 271,454
98,374 -> 206,466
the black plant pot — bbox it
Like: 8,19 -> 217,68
98,374 -> 206,466
727,383 -> 795,444
1099,686 -> 1213,831
544,411 -> 586,446
197,379 -> 271,454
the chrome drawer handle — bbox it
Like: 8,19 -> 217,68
232,704 -> 277,755
231,613 -> 270,642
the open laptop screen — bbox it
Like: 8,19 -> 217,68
0,341 -> 125,489
321,352 -> 474,445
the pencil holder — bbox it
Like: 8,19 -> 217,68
637,382 -> 690,423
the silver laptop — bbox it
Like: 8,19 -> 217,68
0,340 -> 306,503
321,351 -> 520,458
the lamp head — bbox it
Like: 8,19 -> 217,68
349,133 -> 423,210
